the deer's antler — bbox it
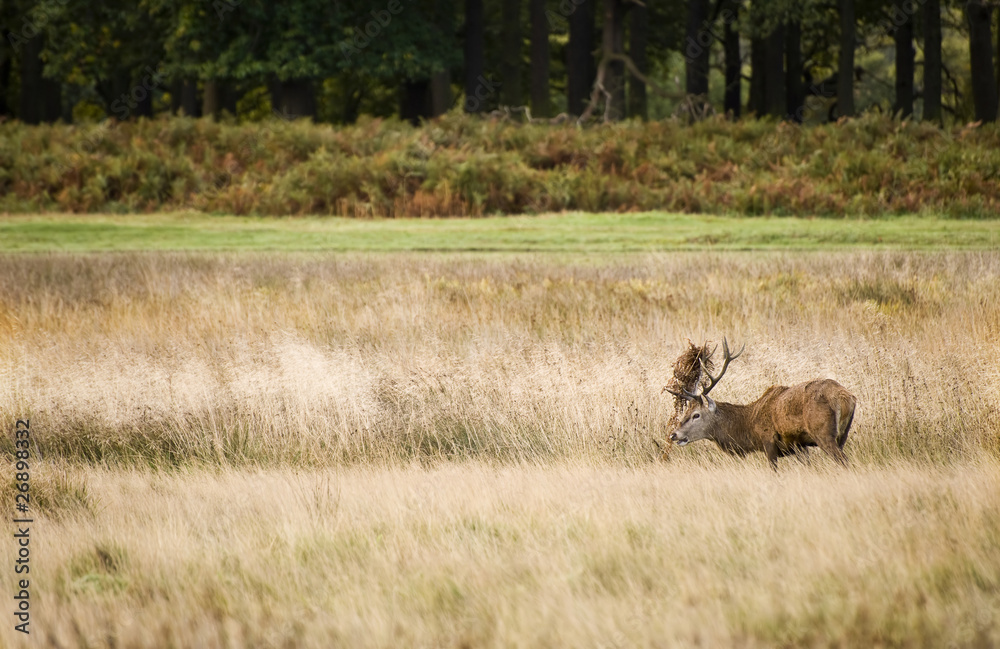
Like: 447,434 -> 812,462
663,386 -> 702,401
700,337 -> 745,397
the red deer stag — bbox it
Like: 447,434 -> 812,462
666,340 -> 857,469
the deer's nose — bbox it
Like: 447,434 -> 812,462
669,432 -> 677,442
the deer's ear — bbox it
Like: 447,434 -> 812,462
704,394 -> 718,413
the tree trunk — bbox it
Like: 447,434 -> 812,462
602,0 -> 626,121
341,84 -> 364,124
530,0 -> 551,117
180,80 -> 200,117
279,79 -> 315,119
19,35 -> 44,124
628,3 -> 648,120
133,86 -> 152,118
786,20 -> 803,121
685,0 -> 710,96
464,0 -> 486,112
0,46 -> 11,117
268,77 -> 283,115
430,70 -> 451,116
765,23 -> 786,117
132,70 -> 153,119
567,0 -> 595,116
749,36 -> 765,116
171,81 -> 183,113
40,72 -> 62,122
894,5 -> 914,118
837,0 -> 856,117
400,79 -> 431,124
722,2 -> 741,118
203,79 -> 221,119
431,0 -> 454,117
500,0 -> 523,106
967,0 -> 998,122
923,0 -> 941,123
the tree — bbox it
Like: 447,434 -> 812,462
967,0 -> 997,122
567,0 -> 595,115
159,0 -> 459,123
749,35 -> 766,115
923,0 -> 942,123
427,1 -> 455,118
837,0 -> 856,117
628,2 -> 649,120
39,0 -> 168,120
170,80 -> 199,117
19,32 -> 48,123
685,0 -> 710,97
0,40 -> 11,118
266,2 -> 332,118
601,0 -> 627,120
722,1 -> 741,118
530,0 -> 551,117
786,19 -> 804,121
764,23 -> 786,117
747,4 -> 785,118
893,2 -> 914,118
347,0 -> 459,122
464,0 -> 485,112
501,0 -> 523,106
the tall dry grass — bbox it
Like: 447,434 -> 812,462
2,251 -> 999,647
0,251 -> 998,467
1,460 -> 998,648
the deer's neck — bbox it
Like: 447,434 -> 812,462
709,401 -> 763,454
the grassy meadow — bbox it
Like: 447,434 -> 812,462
0,211 -> 999,252
1,215 -> 999,647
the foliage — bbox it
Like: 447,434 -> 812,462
40,0 -> 459,93
0,0 -> 987,124
36,0 -> 169,105
2,112 -> 1000,218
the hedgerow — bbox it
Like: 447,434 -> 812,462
2,112 -> 998,217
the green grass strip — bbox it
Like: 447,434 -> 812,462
1,212 -> 998,252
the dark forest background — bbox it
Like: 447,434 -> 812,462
2,0 -> 998,127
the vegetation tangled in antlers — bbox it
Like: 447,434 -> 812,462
663,341 -> 715,435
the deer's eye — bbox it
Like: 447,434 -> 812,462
692,413 -> 701,420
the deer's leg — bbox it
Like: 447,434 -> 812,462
765,440 -> 780,471
815,421 -> 849,467
837,408 -> 855,449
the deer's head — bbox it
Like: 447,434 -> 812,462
666,338 -> 744,446
670,394 -> 719,446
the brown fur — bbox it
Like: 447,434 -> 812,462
673,379 -> 857,469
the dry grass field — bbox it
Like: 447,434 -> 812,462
2,250 -> 999,647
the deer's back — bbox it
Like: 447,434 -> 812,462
752,379 -> 856,441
